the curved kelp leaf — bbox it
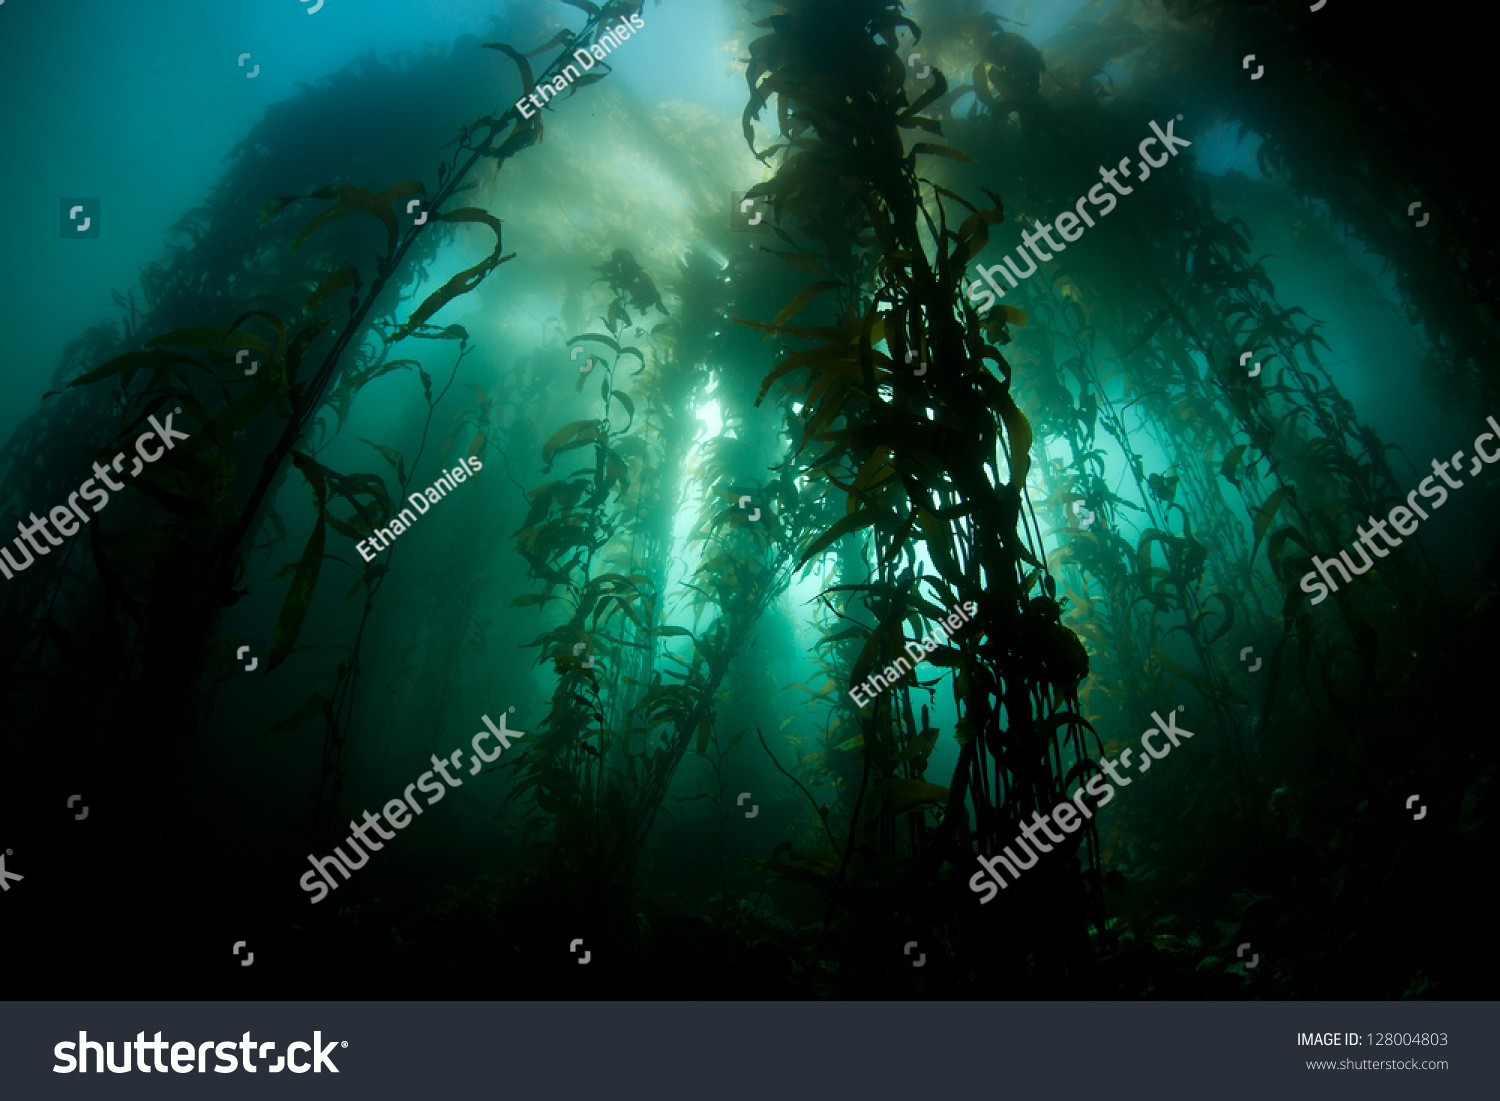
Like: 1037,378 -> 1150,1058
541,420 -> 603,471
797,509 -> 883,570
482,42 -> 536,100
1220,443 -> 1249,488
1250,487 -> 1288,561
268,453 -> 329,671
146,327 -> 272,356
773,280 -> 840,326
909,142 -> 974,165
360,438 -> 407,485
1203,592 -> 1236,645
609,390 -> 635,432
306,266 -> 363,315
568,332 -> 621,354
874,778 -> 950,815
387,208 -> 512,343
68,349 -> 202,389
996,387 -> 1034,486
291,183 -> 415,255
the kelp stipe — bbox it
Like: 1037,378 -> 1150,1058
735,0 -> 1102,991
0,5 -> 647,877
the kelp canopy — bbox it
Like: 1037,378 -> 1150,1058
0,0 -> 1495,1000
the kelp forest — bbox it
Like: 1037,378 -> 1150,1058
3,0 -> 1496,1000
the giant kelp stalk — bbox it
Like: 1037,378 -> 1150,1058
502,247 -> 666,889
940,11 -> 1434,786
501,233 -> 823,910
893,6 -> 1466,985
0,2 -> 646,846
739,0 -> 1101,988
